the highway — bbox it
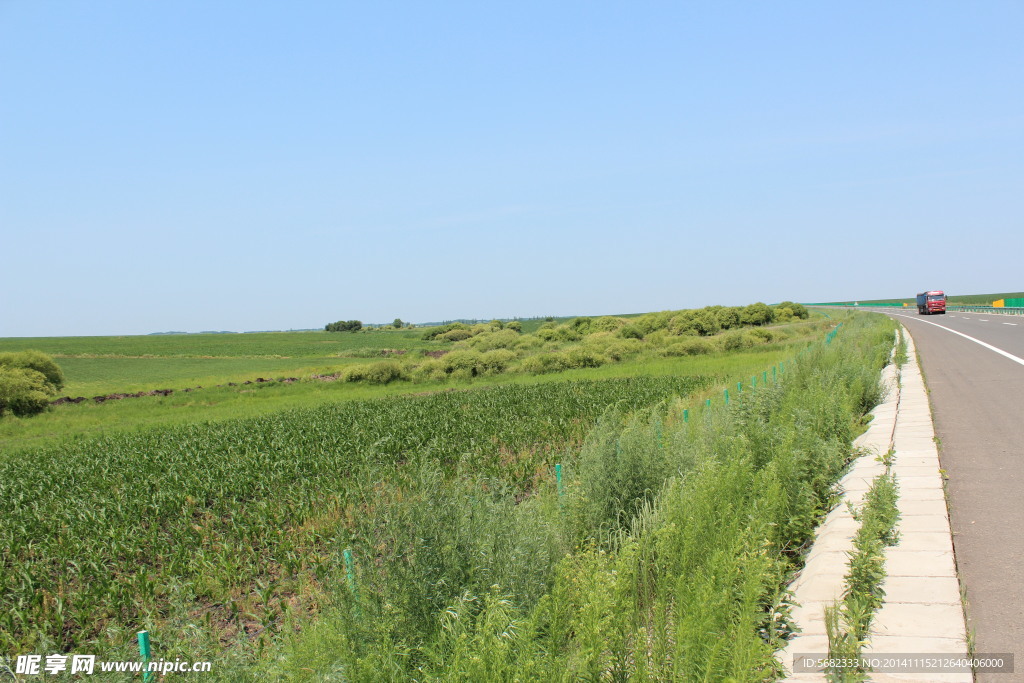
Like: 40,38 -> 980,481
882,310 -> 1024,682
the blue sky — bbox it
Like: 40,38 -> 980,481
2,1 -> 1022,336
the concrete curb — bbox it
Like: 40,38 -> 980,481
777,326 -> 969,682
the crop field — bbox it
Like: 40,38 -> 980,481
0,305 -> 896,679
0,376 -> 707,659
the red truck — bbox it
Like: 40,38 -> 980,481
916,290 -> 946,315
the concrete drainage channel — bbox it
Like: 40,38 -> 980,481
778,326 -> 971,682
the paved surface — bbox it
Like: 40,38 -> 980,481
883,310 -> 1024,682
779,329 -> 970,682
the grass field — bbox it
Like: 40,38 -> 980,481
0,329 -> 434,359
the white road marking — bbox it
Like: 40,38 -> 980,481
1005,323 -> 1018,326
890,313 -> 1024,368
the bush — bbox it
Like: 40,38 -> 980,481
437,349 -> 506,378
662,338 -> 714,356
618,325 -> 643,340
465,330 -> 521,351
667,311 -> 697,335
774,307 -> 796,322
438,329 -> 474,342
565,348 -> 607,369
690,310 -> 721,336
591,316 -> 625,333
602,339 -> 643,361
410,359 -> 447,383
537,325 -> 582,342
342,361 -> 405,384
0,366 -> 56,416
0,350 -> 65,391
325,320 -> 363,332
776,301 -> 809,319
715,307 -> 742,330
740,302 -> 774,326
505,321 -> 522,332
718,330 -> 755,351
421,323 -> 469,341
479,350 -> 517,374
567,317 -> 593,333
521,353 -> 570,374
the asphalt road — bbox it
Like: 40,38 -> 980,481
883,310 -> 1024,682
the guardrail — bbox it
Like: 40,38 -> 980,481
948,306 -> 1024,316
808,304 -> 1024,316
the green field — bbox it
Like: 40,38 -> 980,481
0,305 -> 826,451
0,305 -> 895,679
0,328 -> 434,359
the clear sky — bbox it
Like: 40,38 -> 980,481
2,2 -> 1022,336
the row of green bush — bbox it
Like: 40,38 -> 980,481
338,319 -> 814,386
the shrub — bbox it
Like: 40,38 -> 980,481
667,311 -> 697,335
537,326 -> 582,342
325,320 -> 363,332
565,348 -> 607,369
568,317 -> 593,333
602,339 -> 643,361
505,321 -> 522,332
343,361 -> 405,384
748,327 -> 775,342
718,330 -> 755,351
741,302 -> 774,326
465,330 -> 521,351
662,338 -> 714,356
591,316 -> 625,333
0,366 -> 55,417
776,301 -> 809,319
0,350 -> 65,391
521,353 -> 570,374
421,323 -> 469,341
618,325 -> 643,340
645,329 -> 669,347
774,307 -> 796,322
479,350 -> 517,374
438,329 -> 474,342
715,307 -> 742,330
442,350 -> 485,375
691,310 -> 721,336
410,359 -> 447,383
